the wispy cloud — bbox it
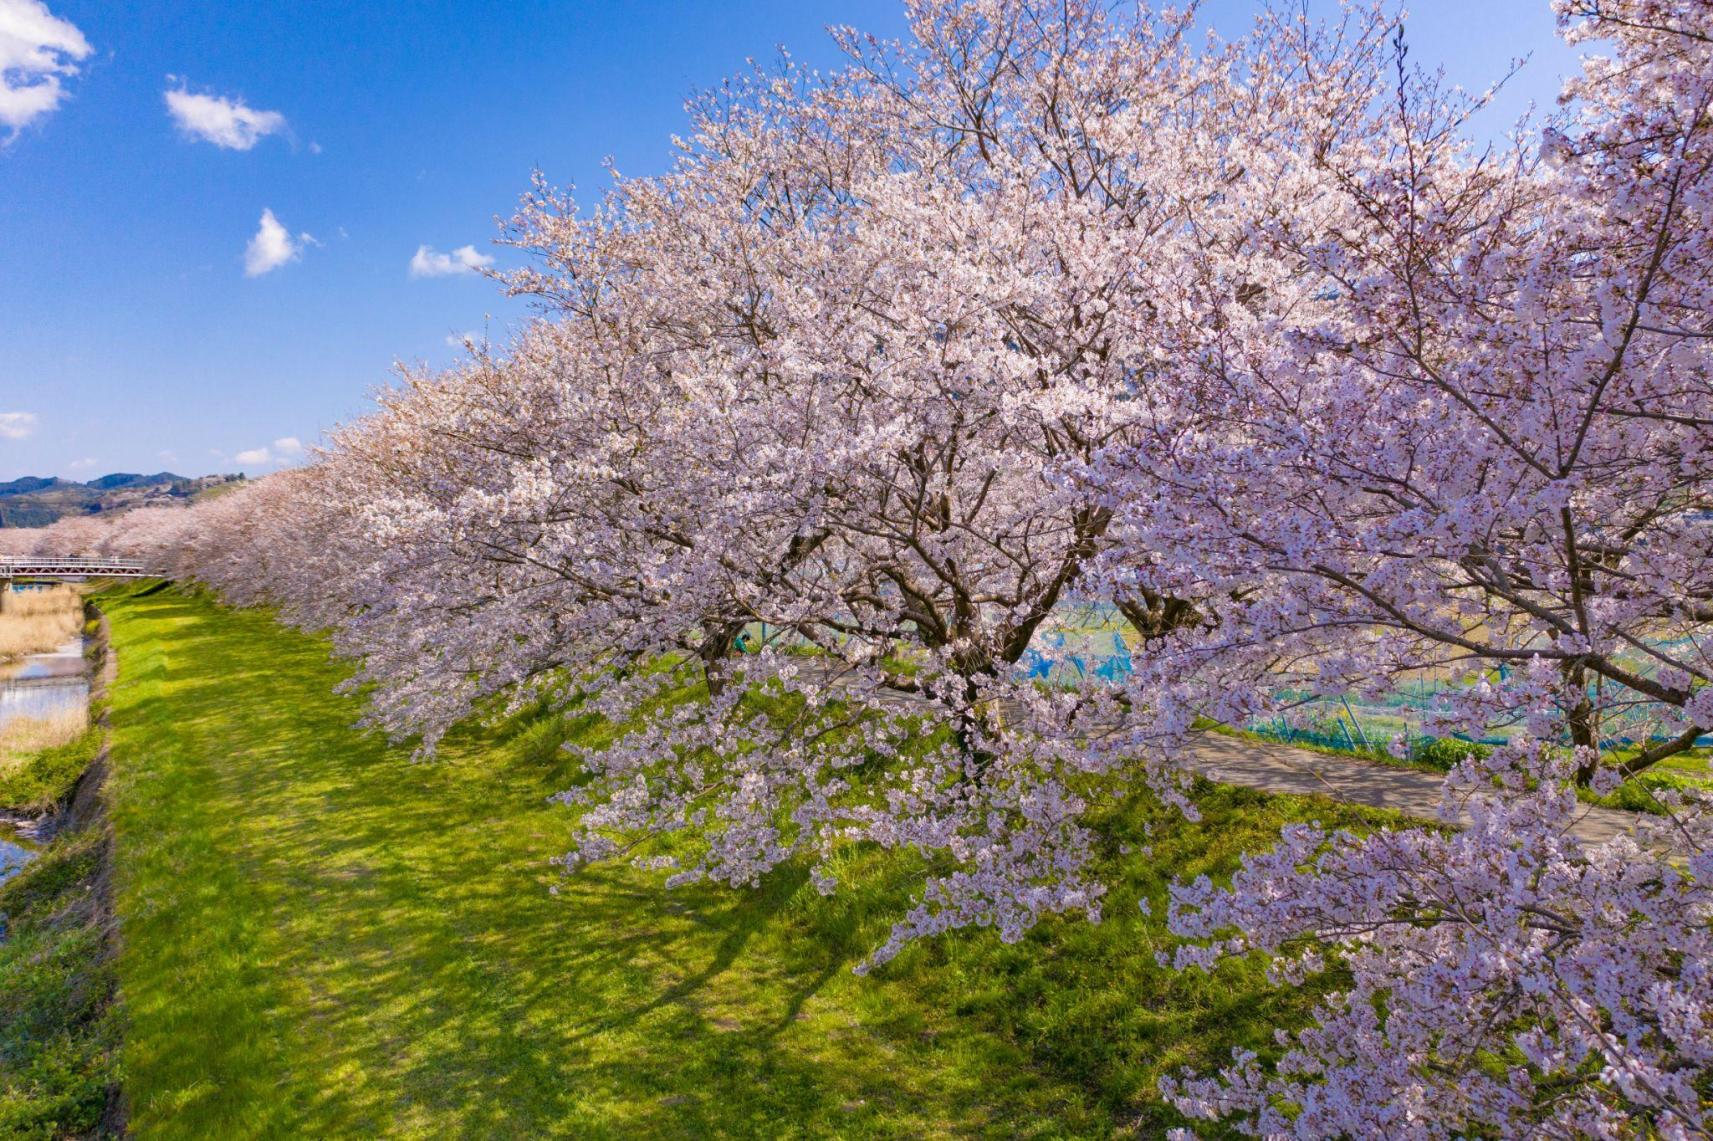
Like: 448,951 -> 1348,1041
245,208 -> 310,277
409,244 -> 492,278
164,82 -> 287,150
0,410 -> 37,439
445,331 -> 477,348
0,0 -> 91,137
232,436 -> 306,469
67,455 -> 97,472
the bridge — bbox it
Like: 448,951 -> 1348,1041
1,555 -> 151,581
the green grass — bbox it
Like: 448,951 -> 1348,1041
100,586 -> 1404,1138
0,827 -> 119,1138
0,728 -> 103,815
1588,747 -> 1713,814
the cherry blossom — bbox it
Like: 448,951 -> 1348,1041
5,2 -> 1709,1132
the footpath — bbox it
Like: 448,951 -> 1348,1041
1176,730 -> 1651,847
797,660 -> 1662,848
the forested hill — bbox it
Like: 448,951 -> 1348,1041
0,472 -> 244,528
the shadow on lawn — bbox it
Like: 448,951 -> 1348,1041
108,589 -> 1415,1140
109,591 -> 1009,1138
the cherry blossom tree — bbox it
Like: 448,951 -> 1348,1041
1087,0 -> 1713,779
1161,739 -> 1712,1138
1073,1 -> 1713,1132
326,0 -> 1383,957
6,1 -> 1707,1132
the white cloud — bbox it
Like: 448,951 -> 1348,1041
0,410 -> 37,439
244,208 -> 302,277
410,244 -> 493,278
67,455 -> 97,472
0,0 -> 91,137
164,84 -> 287,150
157,449 -> 179,464
232,438 -> 306,469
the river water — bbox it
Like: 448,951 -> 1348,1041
0,637 -> 90,886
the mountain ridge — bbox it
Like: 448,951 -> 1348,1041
0,471 -> 245,528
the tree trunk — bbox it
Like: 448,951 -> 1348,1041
698,617 -> 749,698
1565,659 -> 1600,784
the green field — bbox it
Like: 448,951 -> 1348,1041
92,587 -> 1401,1137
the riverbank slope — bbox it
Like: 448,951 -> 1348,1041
0,603 -> 120,1136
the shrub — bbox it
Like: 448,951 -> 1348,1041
1408,736 -> 1492,772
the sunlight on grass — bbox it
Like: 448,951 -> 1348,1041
1590,747 -> 1713,814
101,586 -> 1402,1138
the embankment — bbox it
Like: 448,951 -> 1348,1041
0,600 -> 122,1136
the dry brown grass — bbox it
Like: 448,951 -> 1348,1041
0,708 -> 89,766
3,584 -> 83,619
0,585 -> 83,662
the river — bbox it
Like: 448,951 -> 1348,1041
0,636 -> 90,886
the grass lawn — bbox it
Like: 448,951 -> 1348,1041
100,585 -> 1403,1138
1592,747 -> 1713,813
0,828 -> 118,1138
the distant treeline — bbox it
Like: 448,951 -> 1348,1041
0,473 -> 244,528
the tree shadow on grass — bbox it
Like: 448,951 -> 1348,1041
106,592 -> 1011,1139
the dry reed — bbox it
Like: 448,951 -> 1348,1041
0,585 -> 83,662
0,708 -> 89,764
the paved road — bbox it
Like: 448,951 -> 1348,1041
1177,730 -> 1655,848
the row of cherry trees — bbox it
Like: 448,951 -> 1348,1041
7,0 -> 1709,1133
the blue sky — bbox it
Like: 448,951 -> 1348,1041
0,0 -> 1578,481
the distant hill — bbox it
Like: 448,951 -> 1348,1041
0,472 -> 246,528
0,476 -> 59,496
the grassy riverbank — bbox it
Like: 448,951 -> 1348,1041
0,725 -> 101,815
0,606 -> 118,1138
0,829 -> 119,1137
100,586 -> 1402,1138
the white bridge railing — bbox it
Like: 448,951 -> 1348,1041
1,555 -> 151,578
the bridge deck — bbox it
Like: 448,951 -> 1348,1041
1,556 -> 151,579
